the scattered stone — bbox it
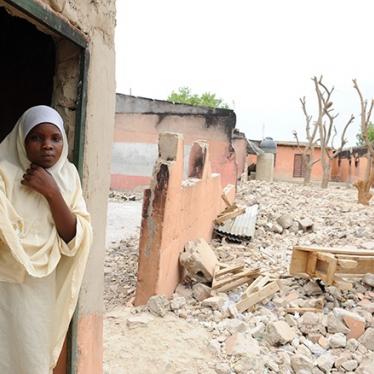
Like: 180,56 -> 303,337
214,363 -> 231,374
341,359 -> 358,371
277,214 -> 294,229
316,352 -> 335,373
334,352 -> 352,368
290,354 -> 314,373
233,354 -> 265,373
318,336 -> 329,349
192,283 -> 211,301
363,273 -> 374,287
303,281 -> 323,296
298,218 -> 314,232
147,295 -> 170,317
327,312 -> 350,334
333,308 -> 366,339
126,313 -> 154,329
201,295 -> 227,311
224,332 -> 260,355
346,338 -> 360,352
272,223 -> 284,234
266,320 -> 296,346
175,284 -> 193,299
329,333 -> 347,348
170,296 -> 186,311
298,312 -> 323,334
359,327 -> 374,350
180,238 -> 218,282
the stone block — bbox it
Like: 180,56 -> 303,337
180,239 -> 218,282
266,320 -> 297,346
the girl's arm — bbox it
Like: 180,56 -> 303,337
21,164 -> 76,243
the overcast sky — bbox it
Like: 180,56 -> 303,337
115,0 -> 374,145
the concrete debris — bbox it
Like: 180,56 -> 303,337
298,217 -> 314,232
147,295 -> 170,317
265,320 -> 297,346
192,283 -> 211,301
127,313 -> 154,329
201,295 -> 227,311
277,214 -> 294,229
316,352 -> 335,373
363,273 -> 374,287
180,238 -> 218,282
104,181 -> 374,373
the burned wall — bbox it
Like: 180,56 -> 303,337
112,94 -> 238,191
135,132 -> 235,305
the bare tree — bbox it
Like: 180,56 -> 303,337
293,97 -> 320,185
313,76 -> 354,188
352,79 -> 374,205
296,76 -> 353,187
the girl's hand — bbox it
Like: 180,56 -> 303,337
21,164 -> 60,200
21,163 -> 77,243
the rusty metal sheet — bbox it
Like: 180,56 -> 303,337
214,204 -> 258,242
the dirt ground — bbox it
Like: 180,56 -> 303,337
104,181 -> 374,374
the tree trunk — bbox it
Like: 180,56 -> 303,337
354,155 -> 374,205
320,152 -> 330,189
303,164 -> 312,185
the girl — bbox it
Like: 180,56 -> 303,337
0,105 -> 92,373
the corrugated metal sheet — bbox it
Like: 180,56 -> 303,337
214,205 -> 258,242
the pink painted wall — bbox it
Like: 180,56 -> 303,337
247,145 -> 325,181
331,156 -> 371,184
112,112 -> 237,190
232,137 -> 248,177
135,133 -> 235,305
274,145 -> 324,180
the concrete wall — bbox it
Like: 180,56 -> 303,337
112,95 -> 238,191
135,133 -> 235,305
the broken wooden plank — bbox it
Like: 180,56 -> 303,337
337,258 -> 358,269
212,268 -> 259,290
214,274 -> 258,293
236,280 -> 280,313
315,252 -> 337,284
214,207 -> 246,225
221,193 -> 233,208
293,245 -> 374,256
241,275 -> 270,300
215,263 -> 245,277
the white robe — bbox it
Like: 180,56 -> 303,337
0,107 -> 92,373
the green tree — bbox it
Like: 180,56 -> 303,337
167,87 -> 229,109
356,122 -> 374,145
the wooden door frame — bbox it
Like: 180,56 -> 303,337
2,1 -> 90,372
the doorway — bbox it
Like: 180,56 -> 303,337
0,7 -> 55,140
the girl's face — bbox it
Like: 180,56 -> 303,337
25,123 -> 63,168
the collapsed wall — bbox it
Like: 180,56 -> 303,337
112,94 -> 239,191
135,132 -> 235,305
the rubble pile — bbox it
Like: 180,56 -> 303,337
104,181 -> 374,373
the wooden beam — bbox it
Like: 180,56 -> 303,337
212,269 -> 259,290
236,281 -> 279,313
